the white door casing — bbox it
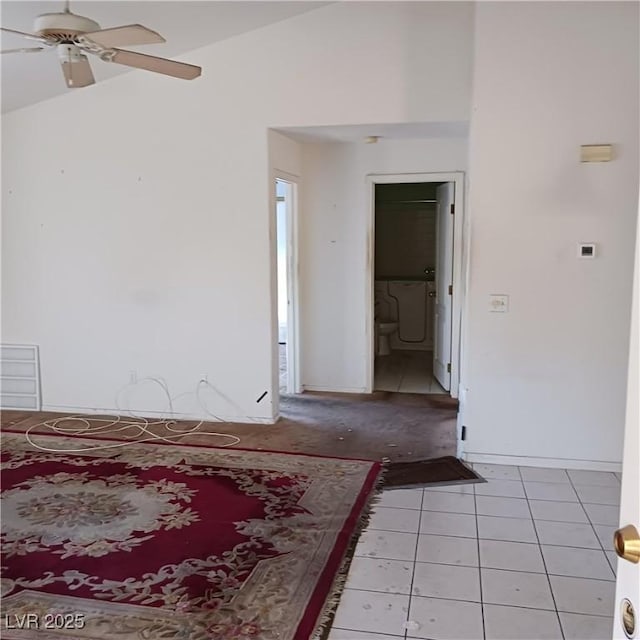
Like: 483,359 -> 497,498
434,182 -> 455,391
613,193 -> 639,640
286,180 -> 301,394
366,172 -> 465,397
274,175 -> 301,399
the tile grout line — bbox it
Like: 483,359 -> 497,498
565,472 -> 619,579
472,476 -> 487,639
340,585 -> 615,617
331,626 -> 405,639
361,530 -> 611,551
518,465 -> 567,640
352,553 -> 616,582
476,469 -> 621,487
381,497 -> 619,513
402,489 -> 425,640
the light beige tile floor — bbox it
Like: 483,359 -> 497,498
374,351 -> 446,394
283,346 -> 446,396
329,464 -> 620,640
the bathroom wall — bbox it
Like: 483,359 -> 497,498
375,206 -> 437,278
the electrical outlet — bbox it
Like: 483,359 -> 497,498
129,370 -> 137,384
489,294 -> 509,313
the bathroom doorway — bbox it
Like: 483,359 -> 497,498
367,173 -> 464,397
275,178 -> 300,395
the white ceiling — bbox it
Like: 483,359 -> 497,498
275,121 -> 470,143
0,1 -> 328,113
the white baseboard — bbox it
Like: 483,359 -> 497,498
302,385 -> 368,394
40,405 -> 275,425
464,452 -> 622,473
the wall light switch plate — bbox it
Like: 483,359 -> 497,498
489,294 -> 509,313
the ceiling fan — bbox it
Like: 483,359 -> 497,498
0,1 -> 202,88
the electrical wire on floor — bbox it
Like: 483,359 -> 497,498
23,377 -> 262,453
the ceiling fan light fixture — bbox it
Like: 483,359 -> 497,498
57,43 -> 84,62
58,46 -> 95,87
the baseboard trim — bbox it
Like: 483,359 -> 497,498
41,405 -> 275,425
302,385 -> 368,394
464,452 -> 622,473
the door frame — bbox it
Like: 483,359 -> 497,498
365,171 -> 466,400
272,173 -> 302,406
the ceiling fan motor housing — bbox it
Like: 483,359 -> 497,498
34,12 -> 100,41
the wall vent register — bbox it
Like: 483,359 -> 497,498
0,344 -> 42,410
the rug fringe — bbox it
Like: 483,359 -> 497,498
310,460 -> 389,640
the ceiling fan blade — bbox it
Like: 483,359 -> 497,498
80,24 -> 165,48
1,26 -> 46,42
1,47 -> 44,54
61,55 -> 95,88
108,49 -> 201,80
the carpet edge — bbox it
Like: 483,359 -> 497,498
310,461 -> 389,640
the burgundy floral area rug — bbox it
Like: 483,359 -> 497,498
0,433 -> 382,639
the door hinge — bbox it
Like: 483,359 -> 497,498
447,362 -> 451,373
461,425 -> 467,441
450,203 -> 455,215
448,284 -> 453,296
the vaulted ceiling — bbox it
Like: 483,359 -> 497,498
1,1 -> 328,112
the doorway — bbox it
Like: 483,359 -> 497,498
367,172 -> 464,397
275,178 -> 299,395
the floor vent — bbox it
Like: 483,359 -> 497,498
0,344 -> 41,410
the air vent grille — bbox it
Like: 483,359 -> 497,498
0,344 -> 41,410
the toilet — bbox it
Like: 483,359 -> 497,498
376,320 -> 398,356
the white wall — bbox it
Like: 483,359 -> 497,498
269,130 -> 302,179
462,2 -> 639,468
299,137 -> 468,392
1,3 -> 474,421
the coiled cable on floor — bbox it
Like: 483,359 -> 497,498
22,376 -> 264,453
